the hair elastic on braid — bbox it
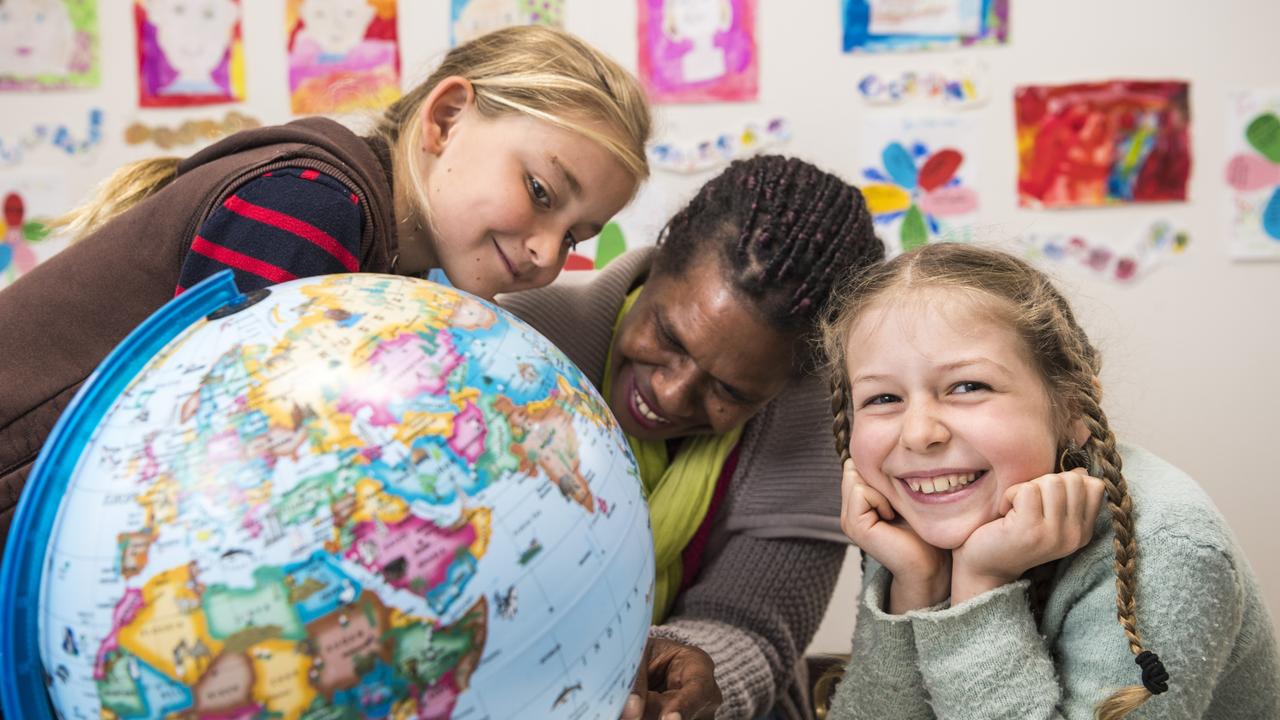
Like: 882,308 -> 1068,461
1135,650 -> 1169,694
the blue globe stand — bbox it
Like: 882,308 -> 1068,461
0,271 -> 244,719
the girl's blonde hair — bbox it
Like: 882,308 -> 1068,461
819,242 -> 1168,720
55,25 -> 651,241
372,24 -> 651,230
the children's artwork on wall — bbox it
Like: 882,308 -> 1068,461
841,0 -> 1007,54
856,63 -> 987,107
0,172 -> 67,288
123,110 -> 260,150
857,116 -> 981,253
135,0 -> 243,107
287,0 -> 400,114
1225,89 -> 1280,261
451,0 -> 563,47
0,0 -> 98,90
565,221 -> 628,271
1017,220 -> 1188,284
0,108 -> 104,166
637,0 -> 757,104
1015,80 -> 1191,209
648,117 -> 789,174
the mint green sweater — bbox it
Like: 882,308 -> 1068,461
828,443 -> 1279,719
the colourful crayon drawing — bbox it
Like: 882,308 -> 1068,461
135,0 -> 243,107
123,111 -> 260,150
0,108 -> 104,166
1018,220 -> 1189,284
859,117 -> 979,252
0,0 -> 98,90
0,173 -> 66,288
841,0 -> 1007,54
647,117 -> 790,174
450,0 -> 563,47
287,0 -> 400,114
1225,89 -> 1280,260
1015,80 -> 1191,209
637,0 -> 757,104
855,65 -> 986,107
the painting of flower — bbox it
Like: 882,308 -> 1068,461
860,129 -> 979,252
1225,89 -> 1280,260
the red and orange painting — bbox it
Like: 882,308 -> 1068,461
1015,80 -> 1191,208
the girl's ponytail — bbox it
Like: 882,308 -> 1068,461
51,157 -> 181,241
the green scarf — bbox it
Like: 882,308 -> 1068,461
602,287 -> 743,623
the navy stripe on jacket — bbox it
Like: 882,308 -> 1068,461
176,168 -> 363,295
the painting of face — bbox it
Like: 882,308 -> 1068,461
0,0 -> 75,79
637,0 -> 757,103
297,0 -> 374,57
138,0 -> 241,104
286,0 -> 400,114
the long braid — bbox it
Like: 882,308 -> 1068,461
1080,390 -> 1166,718
1049,286 -> 1165,718
831,372 -> 852,463
1084,404 -> 1140,651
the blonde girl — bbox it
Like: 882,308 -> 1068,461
0,25 -> 650,554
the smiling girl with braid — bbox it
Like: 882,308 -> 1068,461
501,155 -> 885,720
822,242 -> 1278,719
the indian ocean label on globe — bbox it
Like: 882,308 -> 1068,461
37,274 -> 654,719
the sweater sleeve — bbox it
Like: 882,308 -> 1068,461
650,534 -> 845,719
908,578 -> 1056,719
906,536 -> 1250,719
176,168 -> 363,295
826,560 -> 935,720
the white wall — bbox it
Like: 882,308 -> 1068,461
3,0 -> 1277,655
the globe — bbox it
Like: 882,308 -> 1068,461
0,272 -> 654,719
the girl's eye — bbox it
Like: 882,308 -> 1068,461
562,231 -> 579,251
863,393 -> 898,407
528,176 -> 552,208
952,381 -> 990,395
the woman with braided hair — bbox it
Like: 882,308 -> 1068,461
499,154 -> 885,720
821,242 -> 1278,719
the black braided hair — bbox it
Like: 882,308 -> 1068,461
653,155 -> 884,365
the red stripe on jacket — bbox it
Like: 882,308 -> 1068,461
222,194 -> 359,271
189,236 -> 299,285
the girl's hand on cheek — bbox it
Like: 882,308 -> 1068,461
951,469 -> 1106,605
840,460 -> 951,613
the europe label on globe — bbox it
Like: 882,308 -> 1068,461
37,275 -> 654,719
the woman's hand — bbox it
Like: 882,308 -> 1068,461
620,637 -> 722,720
951,469 -> 1106,605
841,460 -> 951,613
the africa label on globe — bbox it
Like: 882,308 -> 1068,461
38,274 -> 654,719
